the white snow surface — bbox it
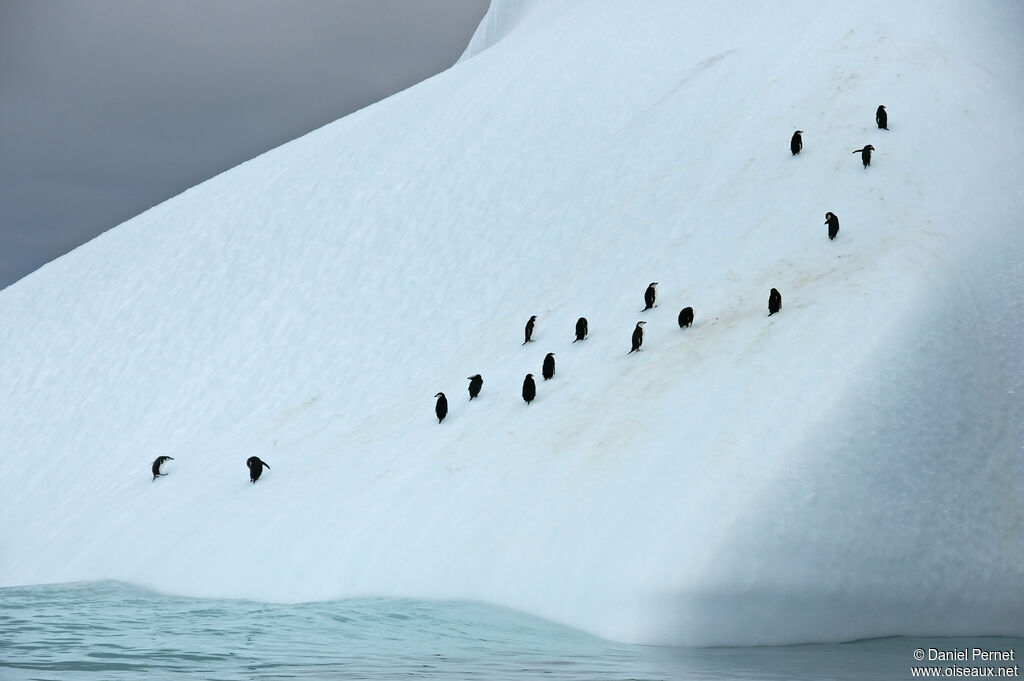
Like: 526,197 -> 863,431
2,0 -> 1023,646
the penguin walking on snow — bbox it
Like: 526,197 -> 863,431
678,307 -> 694,328
434,392 -> 448,422
522,374 -> 536,404
768,288 -> 782,315
246,456 -> 270,483
825,212 -> 840,240
876,105 -> 888,130
628,321 -> 646,354
151,455 -> 173,481
853,145 -> 874,168
643,283 -> 658,310
542,353 -> 555,380
467,375 -> 482,400
791,130 -> 803,155
523,315 -> 537,344
574,317 -> 588,342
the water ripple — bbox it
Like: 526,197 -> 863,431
0,582 -> 1019,680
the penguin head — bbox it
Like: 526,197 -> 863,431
795,130 -> 803,135
526,373 -> 534,378
649,282 -> 658,287
467,375 -> 480,381
637,321 -> 646,326
865,145 -> 875,151
529,315 -> 537,321
545,352 -> 554,358
879,105 -> 885,110
435,392 -> 445,398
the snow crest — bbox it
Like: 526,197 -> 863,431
1,0 -> 1023,646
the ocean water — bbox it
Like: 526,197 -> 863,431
1,582 -> 1018,680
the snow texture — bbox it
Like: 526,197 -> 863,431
2,0 -> 1023,646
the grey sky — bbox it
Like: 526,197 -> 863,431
0,0 -> 489,290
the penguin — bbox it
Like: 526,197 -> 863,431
643,282 -> 658,310
522,373 -> 536,404
523,315 -> 537,344
876,105 -> 888,130
825,212 -> 840,240
434,392 -> 448,422
246,456 -> 270,483
853,145 -> 874,168
467,375 -> 482,400
768,288 -> 782,316
573,316 -> 588,342
791,130 -> 803,155
542,353 -> 555,380
151,455 -> 173,481
678,306 -> 694,328
628,321 -> 646,354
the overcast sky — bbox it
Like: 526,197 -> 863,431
0,0 -> 489,290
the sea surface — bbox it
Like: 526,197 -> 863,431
1,582 -> 1019,680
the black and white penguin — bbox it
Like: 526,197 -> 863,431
434,392 -> 448,422
574,317 -> 588,342
151,455 -> 174,481
246,456 -> 270,483
628,321 -> 646,354
643,283 -> 658,311
678,307 -> 694,328
542,353 -> 555,380
523,315 -> 537,344
853,145 -> 874,167
791,130 -> 803,155
825,212 -> 840,240
467,375 -> 482,400
522,374 -> 536,404
876,105 -> 888,130
768,288 -> 782,315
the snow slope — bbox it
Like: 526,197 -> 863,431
2,0 -> 1023,646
